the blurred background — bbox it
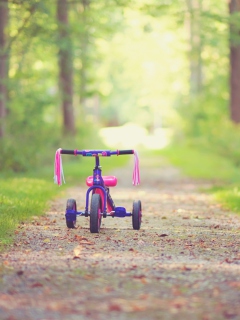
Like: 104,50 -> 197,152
0,0 -> 240,172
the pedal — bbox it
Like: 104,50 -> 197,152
114,207 -> 127,218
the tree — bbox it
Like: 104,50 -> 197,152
57,0 -> 75,135
79,0 -> 90,108
0,0 -> 8,138
229,0 -> 240,123
186,0 -> 203,96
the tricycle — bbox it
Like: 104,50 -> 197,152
54,148 -> 142,233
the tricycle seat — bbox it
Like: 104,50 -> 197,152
86,176 -> 118,187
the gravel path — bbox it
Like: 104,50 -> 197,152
0,154 -> 240,320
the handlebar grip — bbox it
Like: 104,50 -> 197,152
60,149 -> 75,155
118,150 -> 134,155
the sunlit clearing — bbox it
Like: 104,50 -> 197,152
99,122 -> 172,150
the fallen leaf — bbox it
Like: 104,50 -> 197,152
80,241 -> 94,245
103,286 -> 114,293
220,258 -> 233,264
83,274 -> 95,280
74,245 -> 82,257
133,274 -> 146,279
223,311 -> 238,319
139,294 -> 149,300
131,303 -> 147,311
181,265 -> 191,271
229,281 -> 240,288
74,235 -> 88,241
108,303 -> 122,312
31,282 -> 43,288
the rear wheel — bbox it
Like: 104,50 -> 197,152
66,199 -> 77,228
132,200 -> 142,230
90,194 -> 102,233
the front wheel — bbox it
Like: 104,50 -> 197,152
66,199 -> 77,228
132,200 -> 142,230
90,194 -> 102,233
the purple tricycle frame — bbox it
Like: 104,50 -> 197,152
54,148 -> 142,233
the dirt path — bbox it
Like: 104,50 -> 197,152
0,154 -> 240,320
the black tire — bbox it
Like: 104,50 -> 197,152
66,198 -> 77,228
132,200 -> 142,230
90,194 -> 101,233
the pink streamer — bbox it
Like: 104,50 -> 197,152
132,151 -> 140,186
54,148 -> 65,186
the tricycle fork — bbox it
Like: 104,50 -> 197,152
85,186 -> 107,217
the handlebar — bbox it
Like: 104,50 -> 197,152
60,149 -> 134,156
54,148 -> 140,186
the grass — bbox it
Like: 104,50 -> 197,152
0,154 -> 129,247
0,178 -> 57,246
157,144 -> 240,182
157,144 -> 240,214
210,186 -> 240,213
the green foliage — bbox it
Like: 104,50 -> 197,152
175,87 -> 240,168
1,0 -> 134,172
1,0 -> 239,176
170,0 -> 240,170
158,144 -> 240,182
0,119 -> 106,172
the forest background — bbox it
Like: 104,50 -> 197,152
1,0 -> 240,243
1,0 -> 240,170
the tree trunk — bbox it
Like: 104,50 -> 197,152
229,0 -> 240,123
57,0 -> 75,135
186,0 -> 203,96
0,0 -> 8,138
79,0 -> 90,109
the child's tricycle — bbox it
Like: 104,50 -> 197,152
54,148 -> 142,233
